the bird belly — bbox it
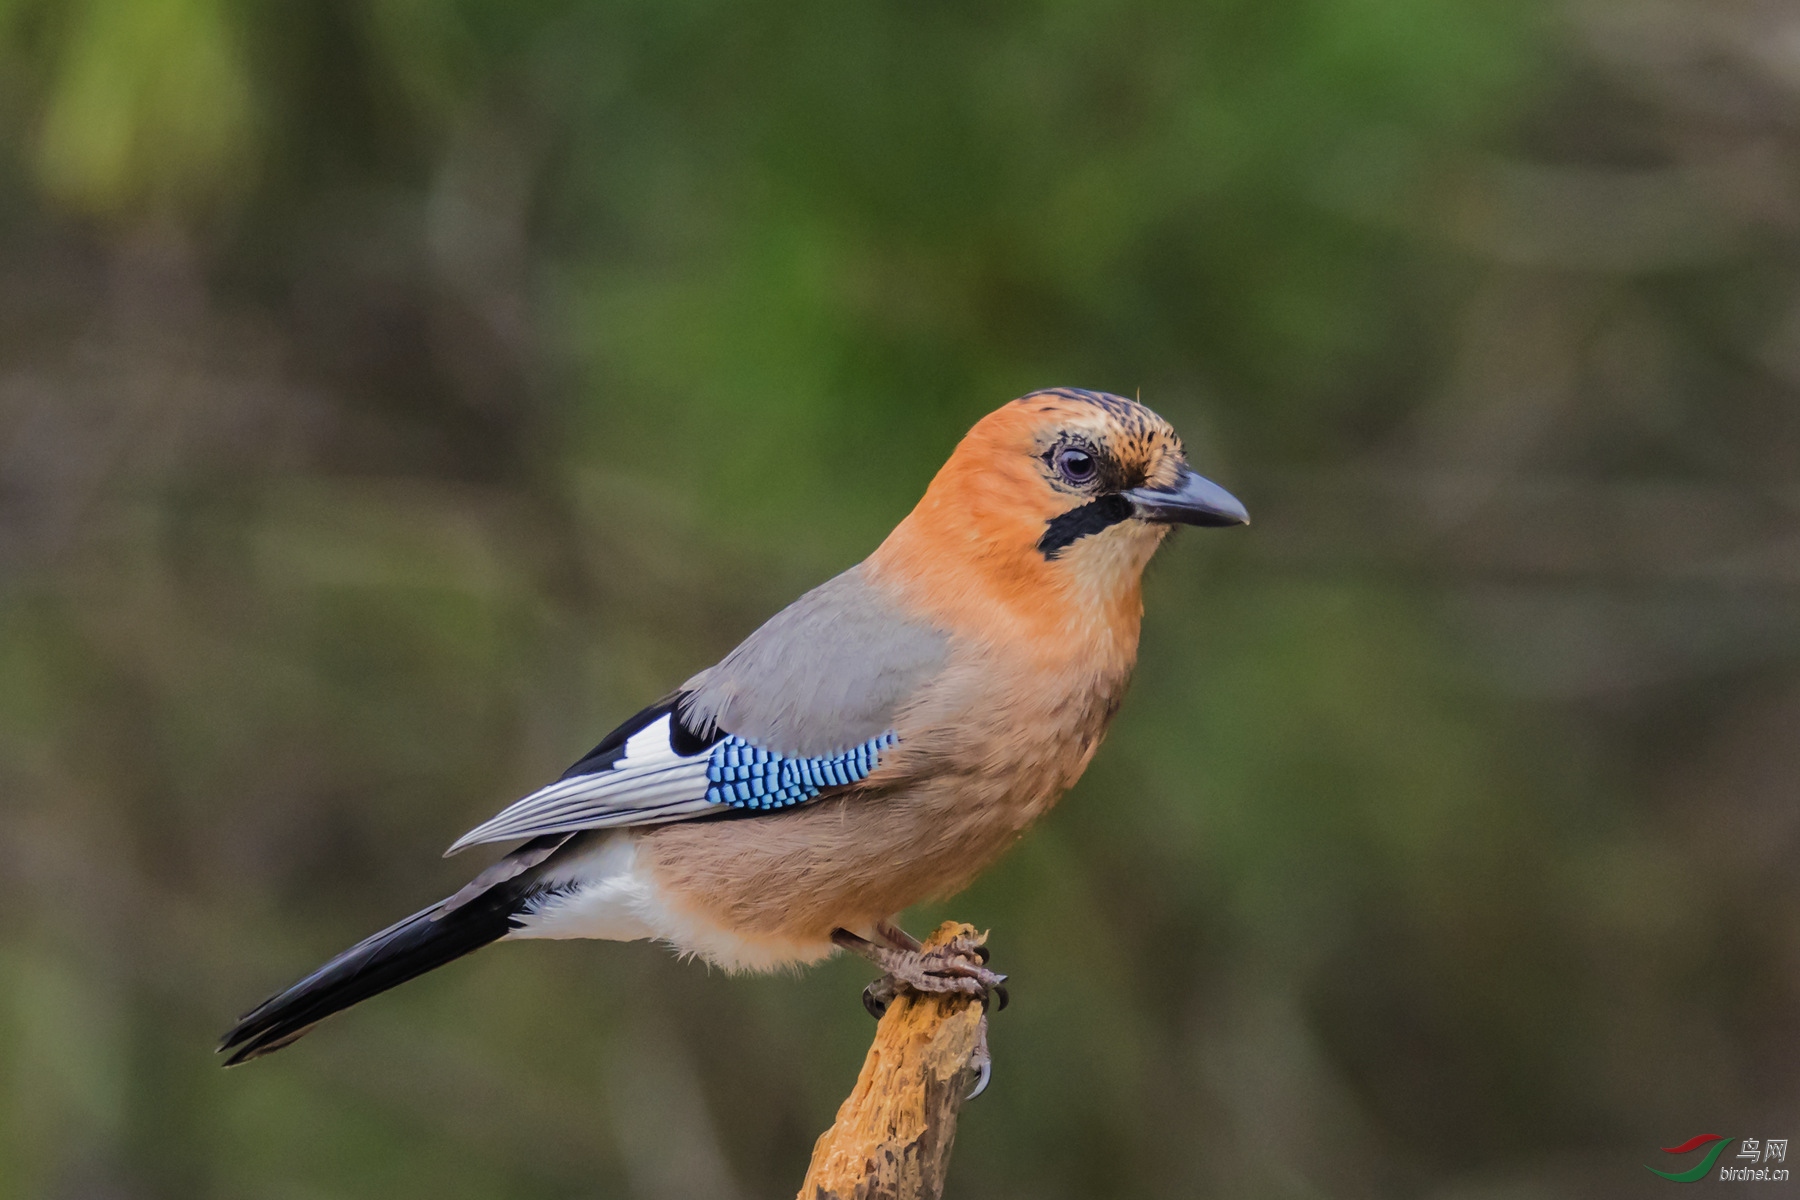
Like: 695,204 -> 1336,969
637,734 -> 1095,950
505,834 -> 836,971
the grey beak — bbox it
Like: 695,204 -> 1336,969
1122,466 -> 1249,527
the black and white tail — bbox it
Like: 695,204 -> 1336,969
218,835 -> 570,1065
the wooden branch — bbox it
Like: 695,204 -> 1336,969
797,921 -> 988,1200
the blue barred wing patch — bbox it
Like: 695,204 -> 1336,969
705,731 -> 896,811
447,707 -> 897,854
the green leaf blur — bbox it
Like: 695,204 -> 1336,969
0,0 -> 1794,1196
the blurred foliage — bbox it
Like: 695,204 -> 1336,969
2,1 -> 1799,1198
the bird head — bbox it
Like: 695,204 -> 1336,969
872,388 -> 1247,633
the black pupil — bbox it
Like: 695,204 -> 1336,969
1060,449 -> 1095,482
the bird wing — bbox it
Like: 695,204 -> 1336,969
677,562 -> 950,756
446,698 -> 714,853
446,564 -> 948,854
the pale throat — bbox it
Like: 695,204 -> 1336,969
1056,521 -> 1164,601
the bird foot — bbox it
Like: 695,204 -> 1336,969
967,1010 -> 994,1100
857,932 -> 1009,1019
832,925 -> 1006,1099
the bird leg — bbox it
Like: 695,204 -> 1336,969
873,918 -> 922,953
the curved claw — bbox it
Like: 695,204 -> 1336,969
971,943 -> 990,964
966,1055 -> 992,1100
862,983 -> 890,1020
986,979 -> 1009,1011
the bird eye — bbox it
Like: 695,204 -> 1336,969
1056,447 -> 1098,485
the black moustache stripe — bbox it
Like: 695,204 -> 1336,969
1037,494 -> 1133,560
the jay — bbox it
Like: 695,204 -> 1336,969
220,388 -> 1247,1066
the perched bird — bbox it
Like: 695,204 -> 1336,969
220,388 -> 1247,1067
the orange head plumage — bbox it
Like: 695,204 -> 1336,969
868,388 -> 1247,640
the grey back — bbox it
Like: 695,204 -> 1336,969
680,564 -> 949,757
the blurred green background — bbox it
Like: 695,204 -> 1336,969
1,1 -> 1797,1196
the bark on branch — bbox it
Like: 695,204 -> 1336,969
797,921 -> 988,1200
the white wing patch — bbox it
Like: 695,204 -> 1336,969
446,714 -> 713,854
